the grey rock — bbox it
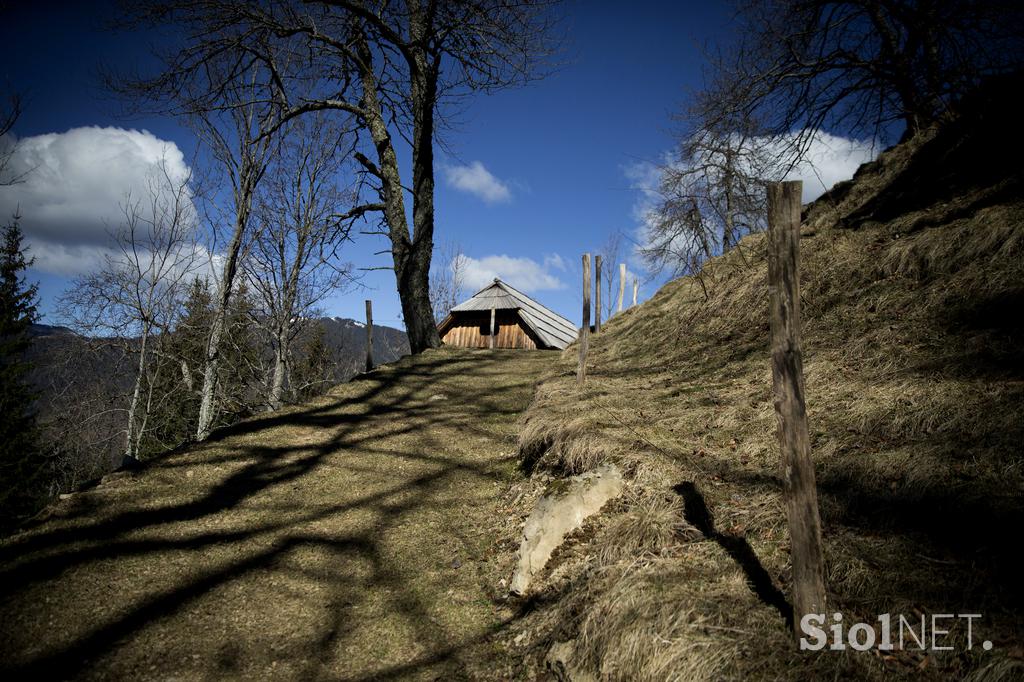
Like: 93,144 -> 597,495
509,464 -> 623,596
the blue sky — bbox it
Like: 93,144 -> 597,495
1,0 -> 871,330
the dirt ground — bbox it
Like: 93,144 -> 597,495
0,347 -> 551,681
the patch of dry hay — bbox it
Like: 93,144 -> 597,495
596,489 -> 701,565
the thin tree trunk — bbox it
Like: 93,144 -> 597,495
268,329 -> 288,410
196,183 -> 251,440
135,361 -> 158,457
124,324 -> 150,459
489,306 -> 495,349
723,152 -> 735,251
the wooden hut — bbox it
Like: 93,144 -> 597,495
438,278 -> 578,350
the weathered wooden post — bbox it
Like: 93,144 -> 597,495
365,299 -> 374,372
632,278 -> 638,307
766,180 -> 826,636
577,254 -> 590,385
594,254 -> 602,333
490,306 -> 496,350
617,263 -> 626,313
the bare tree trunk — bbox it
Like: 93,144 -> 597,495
196,188 -> 251,440
354,24 -> 440,354
407,12 -> 442,353
124,324 -> 150,459
135,362 -> 158,457
268,327 -> 288,410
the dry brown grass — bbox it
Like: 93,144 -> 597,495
596,490 -> 701,565
499,108 -> 1024,679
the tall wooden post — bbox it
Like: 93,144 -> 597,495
489,307 -> 496,350
594,254 -> 602,333
632,278 -> 638,307
577,254 -> 590,385
767,180 -> 826,635
617,263 -> 626,313
365,299 -> 374,372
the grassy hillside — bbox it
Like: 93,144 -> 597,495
503,80 -> 1024,680
0,348 -> 550,680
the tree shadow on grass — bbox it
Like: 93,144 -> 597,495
0,350 -> 547,680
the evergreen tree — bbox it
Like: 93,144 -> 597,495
141,278 -> 261,453
0,216 -> 44,527
292,322 -> 334,402
215,282 -> 260,424
139,277 -> 211,455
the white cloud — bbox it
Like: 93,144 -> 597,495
443,161 -> 512,203
461,254 -> 566,293
0,126 -> 194,276
543,253 -> 568,272
623,158 -> 663,225
23,241 -> 112,277
782,131 -> 876,202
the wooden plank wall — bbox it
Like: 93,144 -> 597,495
441,311 -> 539,349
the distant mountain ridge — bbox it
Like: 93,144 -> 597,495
312,316 -> 410,378
28,323 -> 77,338
26,317 -> 409,373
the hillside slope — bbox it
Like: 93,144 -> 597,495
0,348 -> 549,680
505,82 -> 1024,680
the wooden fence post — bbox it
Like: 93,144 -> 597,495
632,278 -> 638,307
490,306 -> 496,350
767,180 -> 827,636
595,254 -> 602,333
577,254 -> 590,385
365,299 -> 374,372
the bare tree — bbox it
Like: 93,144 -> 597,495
0,92 -> 22,186
598,232 -> 622,320
117,0 -> 559,357
59,159 -> 200,461
245,113 -> 358,410
429,239 -> 467,323
0,2 -> 21,185
701,0 -> 1024,155
190,66 -> 291,438
162,0 -> 561,353
109,8 -> 303,439
640,103 -> 776,279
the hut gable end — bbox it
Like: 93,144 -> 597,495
438,279 -> 578,350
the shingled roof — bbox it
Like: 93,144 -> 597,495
448,279 -> 579,349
